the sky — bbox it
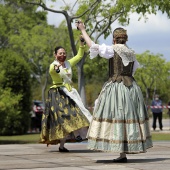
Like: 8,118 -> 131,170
46,2 -> 170,62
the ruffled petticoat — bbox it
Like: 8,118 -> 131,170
40,87 -> 92,145
87,81 -> 153,153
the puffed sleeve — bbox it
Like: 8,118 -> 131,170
89,41 -> 114,59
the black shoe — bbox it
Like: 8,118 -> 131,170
113,157 -> 127,163
59,147 -> 69,152
75,135 -> 83,142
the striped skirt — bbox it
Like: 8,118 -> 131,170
87,81 -> 153,153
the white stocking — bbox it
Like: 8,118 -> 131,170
73,129 -> 79,137
120,153 -> 126,158
59,137 -> 66,149
115,153 -> 126,160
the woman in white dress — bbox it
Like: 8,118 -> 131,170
76,21 -> 153,162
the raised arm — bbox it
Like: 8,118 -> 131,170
68,35 -> 86,66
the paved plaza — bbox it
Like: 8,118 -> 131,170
0,119 -> 170,170
0,141 -> 170,170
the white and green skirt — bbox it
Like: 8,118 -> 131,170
87,81 -> 153,153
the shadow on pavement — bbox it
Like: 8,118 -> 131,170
49,149 -> 98,153
96,158 -> 170,164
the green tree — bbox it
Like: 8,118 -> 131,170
0,88 -> 22,135
10,23 -> 71,103
134,51 -> 170,105
17,0 -> 170,106
0,50 -> 31,135
0,2 -> 71,104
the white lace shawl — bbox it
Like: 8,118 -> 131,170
52,60 -> 72,84
89,41 -> 139,74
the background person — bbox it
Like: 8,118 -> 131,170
76,20 -> 153,163
29,110 -> 36,133
151,94 -> 163,131
168,101 -> 170,114
168,101 -> 170,130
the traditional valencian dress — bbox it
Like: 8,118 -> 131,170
87,42 -> 153,153
40,46 -> 92,145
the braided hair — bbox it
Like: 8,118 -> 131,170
113,27 -> 128,44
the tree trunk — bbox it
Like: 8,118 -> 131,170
77,54 -> 86,106
41,68 -> 49,105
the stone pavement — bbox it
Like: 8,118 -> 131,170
0,141 -> 170,170
0,118 -> 170,170
0,139 -> 170,170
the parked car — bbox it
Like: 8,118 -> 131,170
31,100 -> 44,132
33,100 -> 44,114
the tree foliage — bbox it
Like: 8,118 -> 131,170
1,0 -> 170,110
0,50 -> 31,135
134,51 -> 170,104
0,88 -> 22,135
16,0 -> 170,105
1,1 -> 72,103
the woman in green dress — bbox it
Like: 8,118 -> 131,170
40,36 -> 92,152
76,21 -> 153,162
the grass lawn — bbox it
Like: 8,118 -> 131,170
151,132 -> 170,141
0,132 -> 170,144
0,134 -> 40,144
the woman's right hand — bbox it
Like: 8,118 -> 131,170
76,20 -> 85,31
75,20 -> 92,48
